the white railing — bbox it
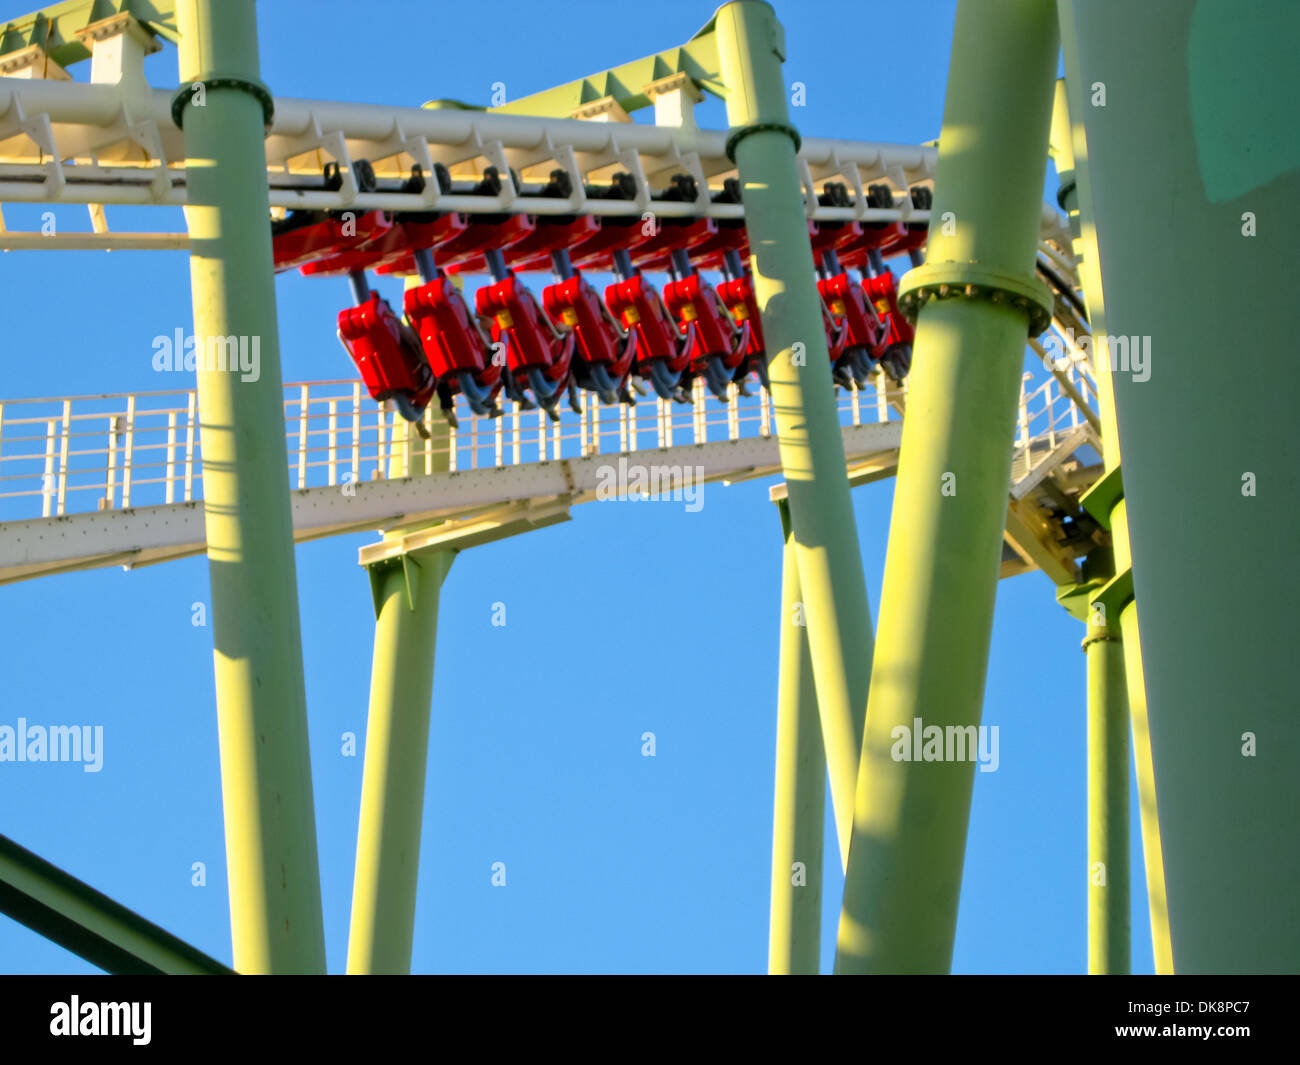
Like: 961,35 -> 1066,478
0,351 -> 1100,526
0,371 -> 912,523
1014,356 -> 1100,478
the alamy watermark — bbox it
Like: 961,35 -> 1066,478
0,717 -> 103,772
152,328 -> 261,382
50,997 -> 150,1045
890,716 -> 999,773
594,456 -> 705,512
1039,328 -> 1150,383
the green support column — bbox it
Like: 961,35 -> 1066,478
767,501 -> 825,976
1056,20 -> 1175,973
1110,585 -> 1171,971
174,0 -> 325,974
347,546 -> 453,975
714,1 -> 873,868
348,359 -> 455,974
1084,611 -> 1129,974
1054,83 -> 1138,976
1061,0 -> 1300,973
834,0 -> 1059,973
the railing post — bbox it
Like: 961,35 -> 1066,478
104,415 -> 120,510
57,399 -> 70,515
184,391 -> 196,502
41,420 -> 56,518
165,411 -> 177,505
694,378 -> 707,443
327,399 -> 338,486
1018,372 -> 1031,456
297,384 -> 309,488
121,394 -> 135,508
351,381 -> 362,487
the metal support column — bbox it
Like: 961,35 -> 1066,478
1055,21 -> 1176,973
835,0 -> 1059,973
347,355 -> 455,973
1084,611 -> 1129,974
174,0 -> 325,974
767,500 -> 825,975
347,545 -> 453,975
714,0 -> 873,867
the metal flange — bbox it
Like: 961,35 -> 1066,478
724,121 -> 801,163
171,76 -> 275,131
897,260 -> 1054,338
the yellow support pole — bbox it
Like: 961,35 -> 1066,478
835,0 -> 1059,973
767,501 -> 825,975
1084,609 -> 1129,973
714,0 -> 873,870
1054,25 -> 1175,971
174,0 -> 326,974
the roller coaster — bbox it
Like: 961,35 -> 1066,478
0,0 -> 1294,977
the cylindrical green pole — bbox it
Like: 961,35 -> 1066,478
347,547 -> 452,975
1056,17 -> 1175,974
1085,617 -> 1129,974
768,501 -> 825,976
175,0 -> 325,974
714,1 -> 872,868
834,0 -> 1059,974
348,305 -> 455,974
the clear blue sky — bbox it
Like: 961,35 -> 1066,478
0,0 -> 1153,974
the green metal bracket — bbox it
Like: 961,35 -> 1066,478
1092,566 -> 1135,621
365,549 -> 456,620
0,0 -> 177,64
1079,464 -> 1124,530
0,833 -> 233,975
1056,576 -> 1106,623
1061,537 -> 1132,624
422,98 -> 487,112
456,19 -> 723,118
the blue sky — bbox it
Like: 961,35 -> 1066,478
0,0 -> 1153,974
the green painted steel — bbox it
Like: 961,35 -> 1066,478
767,501 -> 825,976
346,405 -> 454,975
1057,15 -> 1174,974
714,0 -> 872,869
1085,617 -> 1129,974
0,0 -> 176,63
835,0 -> 1059,974
1060,0 -> 1300,974
0,834 -> 233,975
175,0 -> 325,976
347,547 -> 453,975
481,22 -> 721,117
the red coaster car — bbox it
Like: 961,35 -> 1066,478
404,278 -> 503,417
338,293 -> 436,422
